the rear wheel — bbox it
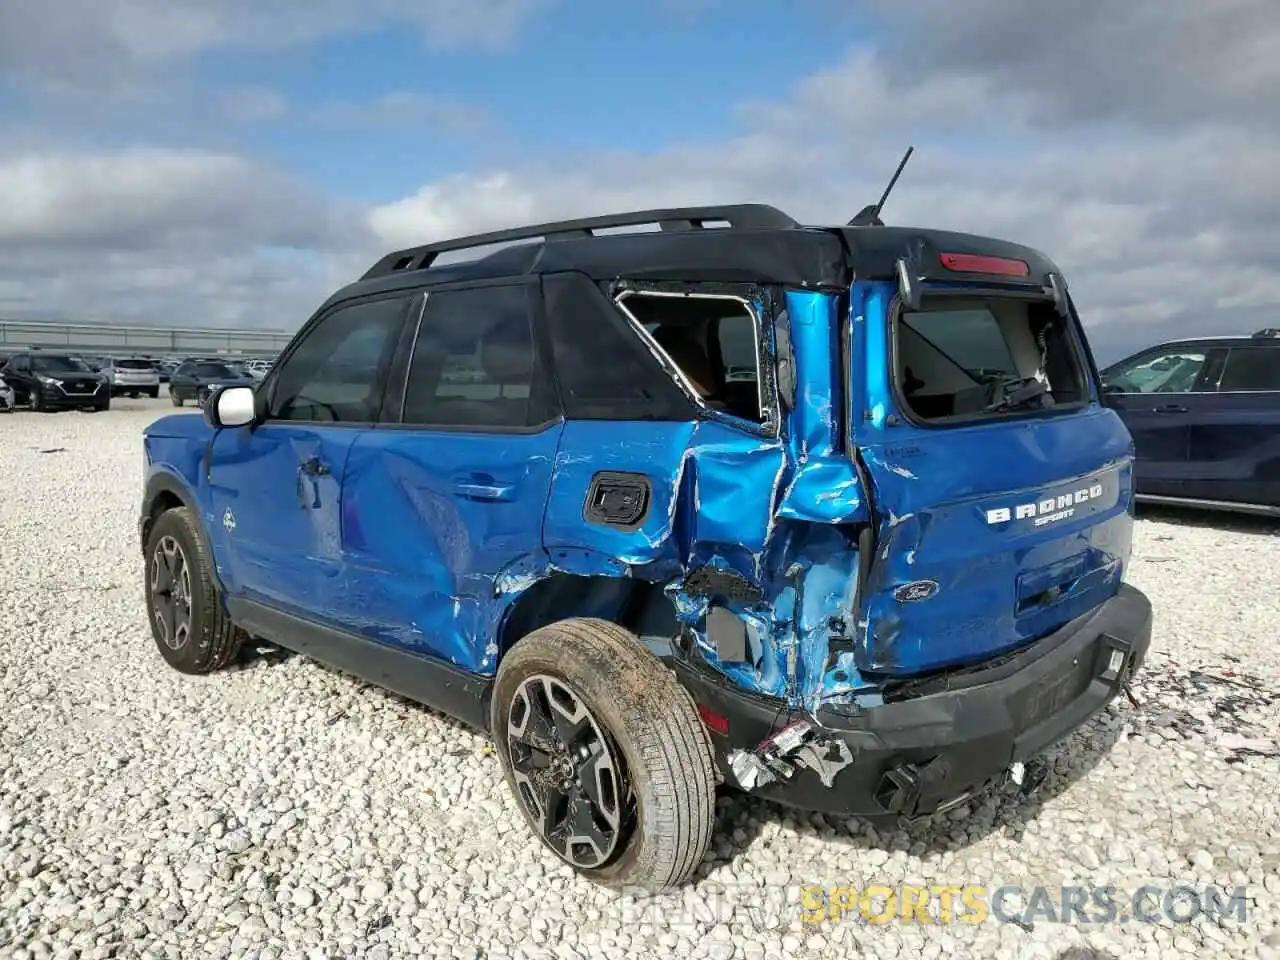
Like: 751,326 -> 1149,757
144,507 -> 243,675
492,618 -> 715,892
147,387 -> 159,399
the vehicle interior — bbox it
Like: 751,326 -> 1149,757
616,293 -> 764,423
894,296 -> 1085,421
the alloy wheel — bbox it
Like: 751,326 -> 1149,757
150,535 -> 193,651
506,674 -> 630,869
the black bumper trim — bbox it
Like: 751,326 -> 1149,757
671,583 -> 1153,819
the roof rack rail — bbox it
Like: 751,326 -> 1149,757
361,203 -> 799,280
1252,327 -> 1279,338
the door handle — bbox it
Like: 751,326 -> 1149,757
452,477 -> 517,502
1153,404 -> 1188,414
296,458 -> 327,509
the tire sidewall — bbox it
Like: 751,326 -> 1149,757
491,639 -> 690,888
143,509 -> 222,674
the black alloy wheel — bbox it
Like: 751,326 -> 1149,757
506,674 -> 630,869
150,535 -> 193,653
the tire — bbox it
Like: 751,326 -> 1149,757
492,618 -> 715,892
29,390 -> 43,412
93,398 -> 110,412
143,506 -> 243,675
171,391 -> 183,407
148,387 -> 159,399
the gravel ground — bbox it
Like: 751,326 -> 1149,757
1,398 -> 1278,960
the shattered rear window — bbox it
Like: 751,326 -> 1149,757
894,296 -> 1086,423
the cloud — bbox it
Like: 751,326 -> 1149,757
0,148 -> 372,328
309,92 -> 494,138
218,86 -> 290,123
367,18 -> 1280,363
2,4 -> 1277,363
862,0 -> 1280,129
0,0 -> 547,84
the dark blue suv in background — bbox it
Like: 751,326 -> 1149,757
139,202 -> 1152,891
1101,329 -> 1280,516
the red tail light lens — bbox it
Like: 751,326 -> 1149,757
939,252 -> 1030,277
697,703 -> 730,736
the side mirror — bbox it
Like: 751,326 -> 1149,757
204,384 -> 257,429
1101,383 -> 1122,395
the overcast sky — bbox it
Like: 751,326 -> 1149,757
1,0 -> 1276,362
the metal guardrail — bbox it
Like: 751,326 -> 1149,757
0,319 -> 294,358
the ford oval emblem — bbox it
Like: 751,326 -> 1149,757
894,579 -> 939,603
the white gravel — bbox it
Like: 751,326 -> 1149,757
2,398 -> 1278,960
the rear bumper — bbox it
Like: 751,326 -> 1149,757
673,583 -> 1152,819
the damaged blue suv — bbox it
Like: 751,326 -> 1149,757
140,200 -> 1153,891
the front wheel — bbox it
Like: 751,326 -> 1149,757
492,618 -> 715,892
170,391 -> 183,407
144,507 -> 244,674
29,390 -> 43,412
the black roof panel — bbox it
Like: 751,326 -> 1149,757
331,204 -> 1066,305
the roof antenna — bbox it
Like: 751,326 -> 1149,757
848,145 -> 914,227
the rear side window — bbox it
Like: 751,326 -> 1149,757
1218,346 -> 1280,392
400,284 -> 556,429
894,296 -> 1085,423
541,273 -> 695,421
1103,349 -> 1207,394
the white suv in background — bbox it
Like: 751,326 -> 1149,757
100,357 -> 161,398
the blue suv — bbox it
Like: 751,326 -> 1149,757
140,203 -> 1153,891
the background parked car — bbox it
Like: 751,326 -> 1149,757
99,356 -> 161,398
1101,328 -> 1280,515
0,350 -> 110,411
243,358 -> 272,380
168,359 -> 256,407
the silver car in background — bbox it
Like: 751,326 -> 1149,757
101,357 -> 161,398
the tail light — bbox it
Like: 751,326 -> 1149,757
697,703 -> 730,736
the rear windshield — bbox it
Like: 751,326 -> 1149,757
893,296 -> 1086,423
194,363 -> 234,378
32,355 -> 91,373
116,358 -> 154,369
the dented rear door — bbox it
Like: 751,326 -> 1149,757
849,280 -> 1137,677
